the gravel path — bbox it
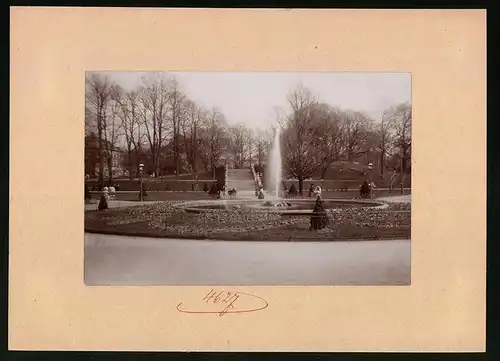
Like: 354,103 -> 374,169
84,234 -> 411,286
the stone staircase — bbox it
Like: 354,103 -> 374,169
226,168 -> 255,193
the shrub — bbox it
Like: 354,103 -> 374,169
288,183 -> 298,197
310,197 -> 328,230
203,183 -> 209,192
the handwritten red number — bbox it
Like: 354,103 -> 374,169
202,289 -> 215,303
214,291 -> 223,303
177,289 -> 268,316
219,294 -> 240,316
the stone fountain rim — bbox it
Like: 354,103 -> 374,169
177,198 -> 388,214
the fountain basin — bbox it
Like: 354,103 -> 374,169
181,198 -> 387,216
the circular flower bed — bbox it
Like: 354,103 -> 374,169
85,200 -> 411,241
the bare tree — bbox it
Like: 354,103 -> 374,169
377,109 -> 395,177
281,84 -> 324,195
138,73 -> 170,177
103,100 -> 123,184
202,108 -> 227,179
340,110 -> 371,161
113,87 -> 144,179
246,128 -> 255,167
228,123 -> 253,168
166,77 -> 187,175
313,104 -> 344,179
182,99 -> 206,178
254,128 -> 272,167
85,105 -> 96,136
386,102 -> 412,185
85,73 -> 118,188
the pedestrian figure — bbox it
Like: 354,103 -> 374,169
370,181 -> 376,197
98,187 -> 109,210
308,183 -> 315,198
109,186 -> 116,199
360,180 -> 370,199
288,183 -> 298,198
310,186 -> 328,230
258,187 -> 265,199
208,183 -> 218,198
228,187 -> 237,199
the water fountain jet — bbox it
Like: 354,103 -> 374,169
266,127 -> 289,207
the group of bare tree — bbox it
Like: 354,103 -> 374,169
85,73 -> 272,187
278,84 -> 412,194
85,74 -> 411,193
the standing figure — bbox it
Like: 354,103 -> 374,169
98,187 -> 109,210
360,180 -> 370,199
288,183 -> 298,198
369,181 -> 376,197
310,186 -> 328,230
108,185 -> 116,199
308,183 -> 315,198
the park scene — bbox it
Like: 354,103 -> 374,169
84,72 -> 411,285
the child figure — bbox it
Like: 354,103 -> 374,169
109,185 -> 116,199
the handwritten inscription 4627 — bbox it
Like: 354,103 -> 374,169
177,288 -> 269,316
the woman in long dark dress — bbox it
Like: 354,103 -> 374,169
360,180 -> 370,199
310,186 -> 328,230
98,187 -> 109,210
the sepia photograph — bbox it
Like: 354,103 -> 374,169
84,71 -> 412,286
9,7 -> 487,352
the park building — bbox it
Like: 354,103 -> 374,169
85,133 -> 125,179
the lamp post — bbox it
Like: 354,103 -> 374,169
139,163 -> 144,202
368,162 -> 373,182
400,149 -> 404,195
368,162 -> 373,198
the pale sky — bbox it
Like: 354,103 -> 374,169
96,71 -> 411,129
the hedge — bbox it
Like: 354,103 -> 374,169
86,179 -> 217,192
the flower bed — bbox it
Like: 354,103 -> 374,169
85,201 -> 411,241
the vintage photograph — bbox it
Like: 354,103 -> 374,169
84,71 -> 412,286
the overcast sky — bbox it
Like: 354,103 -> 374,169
96,71 -> 411,129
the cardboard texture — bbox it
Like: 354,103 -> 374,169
9,8 -> 486,351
